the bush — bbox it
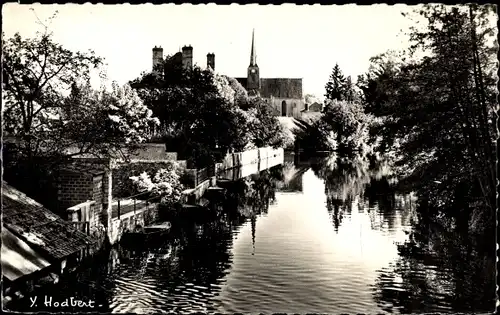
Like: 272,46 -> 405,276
113,161 -> 183,199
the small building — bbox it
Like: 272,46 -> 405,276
308,102 -> 323,112
1,182 -> 94,305
57,160 -> 113,236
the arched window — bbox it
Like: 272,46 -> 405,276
281,100 -> 287,116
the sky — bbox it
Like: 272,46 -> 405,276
3,3 -> 418,99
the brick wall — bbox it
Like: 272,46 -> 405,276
59,168 -> 112,238
58,171 -> 93,216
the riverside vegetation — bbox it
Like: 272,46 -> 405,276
297,4 -> 497,309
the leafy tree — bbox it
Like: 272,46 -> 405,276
130,56 -> 289,167
1,12 -> 161,210
304,93 -> 321,106
370,4 -> 496,237
2,11 -> 157,164
245,97 -> 291,149
357,50 -> 406,117
129,162 -> 184,206
130,60 -> 250,168
320,100 -> 374,157
226,76 -> 249,107
65,82 -> 159,153
2,26 -> 102,159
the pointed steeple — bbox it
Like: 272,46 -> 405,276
250,28 -> 257,67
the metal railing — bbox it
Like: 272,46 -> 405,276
114,190 -> 162,220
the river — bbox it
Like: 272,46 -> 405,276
8,153 -> 496,314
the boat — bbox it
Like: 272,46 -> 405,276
121,221 -> 172,245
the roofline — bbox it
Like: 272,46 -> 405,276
261,77 -> 303,80
58,166 -> 106,176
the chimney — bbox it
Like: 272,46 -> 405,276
207,53 -> 215,70
181,45 -> 193,69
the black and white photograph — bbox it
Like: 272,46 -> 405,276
1,3 -> 498,314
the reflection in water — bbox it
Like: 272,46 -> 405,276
273,162 -> 307,192
7,153 -> 495,313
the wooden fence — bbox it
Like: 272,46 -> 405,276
70,221 -> 90,235
194,165 -> 216,187
114,190 -> 162,220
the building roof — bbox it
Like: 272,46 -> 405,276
59,160 -> 107,176
234,77 -> 303,99
235,77 -> 247,89
1,228 -> 51,282
260,78 -> 302,99
308,102 -> 323,111
1,183 -> 95,261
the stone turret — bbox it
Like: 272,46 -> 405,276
207,53 -> 215,70
152,46 -> 164,73
182,45 -> 193,69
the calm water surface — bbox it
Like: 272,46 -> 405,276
10,154 -> 496,314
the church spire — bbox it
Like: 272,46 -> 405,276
250,28 -> 257,66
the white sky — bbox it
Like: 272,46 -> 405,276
3,3 -> 418,99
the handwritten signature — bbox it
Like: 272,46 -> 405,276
30,296 -> 98,308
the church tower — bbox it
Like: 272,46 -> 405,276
247,29 -> 260,93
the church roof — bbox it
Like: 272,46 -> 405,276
260,78 -> 302,99
234,77 -> 303,99
235,77 -> 247,88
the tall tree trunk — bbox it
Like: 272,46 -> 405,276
469,5 -> 495,211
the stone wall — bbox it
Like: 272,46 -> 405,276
108,204 -> 158,245
268,97 -> 305,118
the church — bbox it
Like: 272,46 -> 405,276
151,30 -> 305,117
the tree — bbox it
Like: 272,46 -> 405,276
320,100 -> 374,157
304,93 -> 321,105
2,12 -> 104,160
2,11 -> 160,209
374,4 -> 496,235
324,64 -> 347,101
245,97 -> 291,149
130,62 -> 250,168
226,76 -> 249,108
130,56 -> 290,166
357,50 -> 406,117
67,82 -> 159,151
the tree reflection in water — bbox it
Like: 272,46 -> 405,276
273,162 -> 308,192
311,155 -> 376,232
373,207 -> 496,314
311,153 -> 495,313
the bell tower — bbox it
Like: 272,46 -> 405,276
247,29 -> 260,93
